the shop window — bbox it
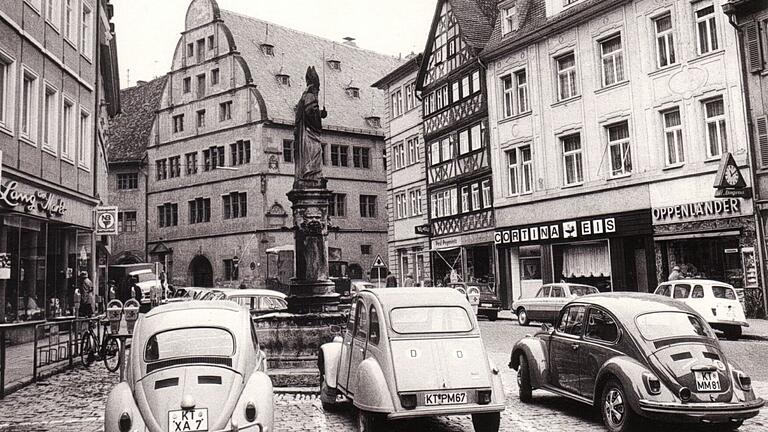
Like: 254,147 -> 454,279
520,245 -> 542,280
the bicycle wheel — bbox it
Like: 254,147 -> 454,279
80,332 -> 95,367
103,337 -> 122,372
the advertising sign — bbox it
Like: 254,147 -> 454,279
95,206 -> 119,235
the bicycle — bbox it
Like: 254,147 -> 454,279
79,316 -> 122,372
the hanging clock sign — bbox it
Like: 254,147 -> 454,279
713,152 -> 751,198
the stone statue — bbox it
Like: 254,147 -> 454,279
294,66 -> 327,189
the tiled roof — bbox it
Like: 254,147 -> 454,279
449,0 -> 500,49
220,10 -> 403,132
106,76 -> 167,163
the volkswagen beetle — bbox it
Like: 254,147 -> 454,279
105,301 -> 274,432
318,288 -> 505,432
510,293 -> 763,432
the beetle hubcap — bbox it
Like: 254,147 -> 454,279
519,310 -> 526,323
604,388 -> 625,427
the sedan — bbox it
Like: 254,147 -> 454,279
510,293 -> 763,432
105,301 -> 274,432
216,288 -> 288,316
512,283 -> 598,326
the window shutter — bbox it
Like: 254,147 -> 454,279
745,21 -> 764,73
758,116 -> 768,168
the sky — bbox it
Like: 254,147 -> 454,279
112,0 -> 436,88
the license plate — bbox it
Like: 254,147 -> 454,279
694,371 -> 721,392
424,391 -> 467,406
481,303 -> 492,307
168,408 -> 208,432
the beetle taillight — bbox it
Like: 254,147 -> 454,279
245,402 -> 258,422
734,371 -> 752,391
642,373 -> 661,395
118,412 -> 132,432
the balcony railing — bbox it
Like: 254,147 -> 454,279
424,93 -> 484,138
431,208 -> 495,237
428,147 -> 490,186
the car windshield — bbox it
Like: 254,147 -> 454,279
570,286 -> 598,296
390,306 -> 472,334
134,273 -> 156,283
145,327 -> 234,361
635,312 -> 715,341
712,286 -> 737,300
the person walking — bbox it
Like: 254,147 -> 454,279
404,273 -> 415,286
78,271 -> 94,317
385,273 -> 398,287
668,265 -> 684,281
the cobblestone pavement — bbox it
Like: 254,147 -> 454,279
0,319 -> 767,431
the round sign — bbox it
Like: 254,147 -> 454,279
97,212 -> 115,230
249,262 -> 256,271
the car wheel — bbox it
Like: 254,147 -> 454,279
356,409 -> 384,432
601,379 -> 638,432
487,311 -> 498,321
320,374 -> 340,412
517,308 -> 529,326
471,412 -> 500,432
517,355 -> 533,403
724,325 -> 742,341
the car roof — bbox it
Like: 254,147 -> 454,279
219,288 -> 286,298
364,287 -> 468,309
141,301 -> 247,332
571,292 -> 694,316
658,279 -> 734,287
544,283 -> 596,289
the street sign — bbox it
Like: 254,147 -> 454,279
415,224 -> 431,236
95,206 -> 119,235
372,254 -> 386,267
715,187 -> 752,198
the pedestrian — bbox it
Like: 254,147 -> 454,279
78,271 -> 94,317
668,265 -> 684,281
404,273 -> 415,286
385,273 -> 398,287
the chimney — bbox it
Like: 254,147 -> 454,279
342,37 -> 357,47
136,80 -> 148,86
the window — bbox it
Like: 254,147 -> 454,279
562,134 -> 583,185
196,73 -> 206,98
21,69 -> 38,141
502,75 -> 515,118
80,1 -> 92,57
352,146 -> 370,168
117,173 -> 138,190
481,179 -> 491,208
431,188 -> 456,218
219,101 -> 232,121
172,114 -> 184,133
502,69 -> 529,118
390,307 -> 472,334
409,189 -> 422,216
185,152 -> 198,175
557,305 -> 586,336
369,306 -> 380,345
64,0 -> 75,42
203,146 -> 225,171
461,185 -> 469,213
585,308 -> 618,342
360,195 -> 377,218
391,89 -> 403,117
261,44 -> 274,56
196,109 -> 205,128
223,259 -> 239,281
169,156 -> 181,178
361,245 -> 372,255
608,122 -> 632,177
404,82 -> 416,111
556,53 -> 578,100
331,144 -> 349,167
704,97 -> 727,158
654,13 -> 676,68
0,54 -> 12,128
186,43 -> 194,58
600,35 -> 625,87
222,192 -> 247,219
230,140 -> 251,166
196,39 -> 205,63
62,97 -> 74,158
283,139 -> 294,163
188,197 -> 211,224
393,142 -> 406,169
471,183 -> 481,211
207,35 -> 214,50
696,6 -> 718,55
507,145 -> 533,195
329,193 -> 346,217
155,159 -> 167,181
118,211 -> 137,233
346,87 -> 360,98
406,137 -> 420,164
471,71 -> 480,95
673,284 -> 692,299
78,108 -> 91,167
502,5 -> 518,34
327,59 -> 341,70
43,85 -> 58,151
692,285 -> 704,298
395,192 -> 407,219
183,77 -> 191,94
157,203 -> 178,227
663,108 -> 685,165
275,74 -> 290,86
46,0 -> 61,30
211,68 -> 219,85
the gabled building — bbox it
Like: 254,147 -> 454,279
146,0 -> 400,288
416,0 -> 499,286
105,76 -> 167,265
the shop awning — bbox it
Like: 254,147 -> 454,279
654,230 -> 741,241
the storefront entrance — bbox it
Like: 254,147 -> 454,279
431,243 -> 494,286
657,235 -> 746,288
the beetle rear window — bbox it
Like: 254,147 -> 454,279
145,327 -> 235,361
712,286 -> 736,300
635,312 -> 714,341
390,307 -> 472,334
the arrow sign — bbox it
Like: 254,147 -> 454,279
372,254 -> 386,267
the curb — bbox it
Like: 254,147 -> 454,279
275,386 -> 320,395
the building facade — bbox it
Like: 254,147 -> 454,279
0,0 -> 120,323
145,0 -> 400,288
106,76 -> 166,265
416,0 -> 498,287
373,54 -> 432,286
483,0 -> 756,311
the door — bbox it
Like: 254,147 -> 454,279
580,307 -> 621,399
336,300 -> 357,392
189,255 -> 213,287
548,305 -> 586,394
547,285 -> 566,322
528,285 -> 550,321
346,298 -> 369,396
634,250 -> 648,292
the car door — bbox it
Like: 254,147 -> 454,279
548,304 -> 586,394
346,298 -> 369,396
548,285 -> 566,322
336,300 -> 358,392
529,285 -> 550,321
580,306 -> 621,400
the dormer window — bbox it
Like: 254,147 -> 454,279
261,43 -> 274,56
365,116 -> 381,128
501,4 -> 518,35
346,87 -> 360,98
327,60 -> 341,71
276,74 -> 290,86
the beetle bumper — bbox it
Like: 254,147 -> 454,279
387,403 -> 505,420
637,398 -> 764,423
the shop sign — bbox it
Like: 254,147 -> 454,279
494,217 -> 616,245
652,198 -> 742,224
0,181 -> 66,217
433,237 -> 462,249
94,206 -> 118,235
414,224 -> 431,236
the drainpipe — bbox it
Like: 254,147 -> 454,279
92,0 -> 102,307
723,4 -> 768,316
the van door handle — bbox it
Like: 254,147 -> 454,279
571,343 -> 580,351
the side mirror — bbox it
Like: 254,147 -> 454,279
541,322 -> 554,334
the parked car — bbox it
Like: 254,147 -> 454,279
216,288 -> 288,316
104,301 -> 273,432
653,280 -> 748,340
350,280 -> 376,297
109,263 -> 163,307
510,293 -> 763,432
512,283 -> 598,326
449,282 -> 502,321
318,287 -> 505,432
